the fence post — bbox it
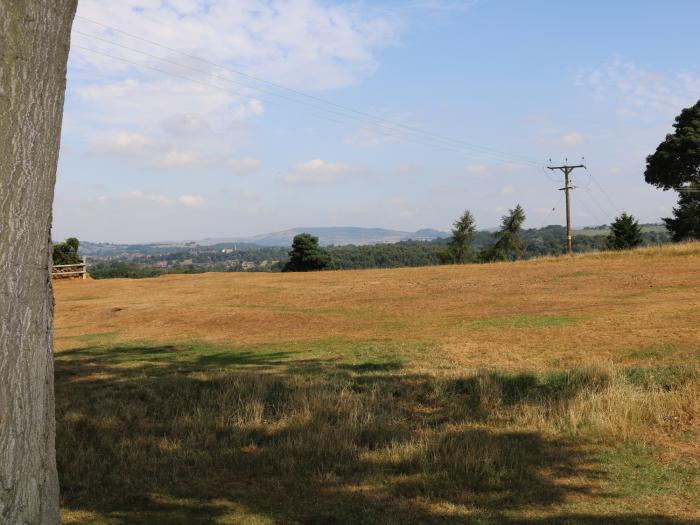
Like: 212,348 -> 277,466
82,256 -> 87,280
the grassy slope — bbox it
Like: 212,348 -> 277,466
53,243 -> 700,524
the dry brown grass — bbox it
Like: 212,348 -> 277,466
55,242 -> 700,369
52,243 -> 700,524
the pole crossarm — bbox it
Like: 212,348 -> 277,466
547,163 -> 586,256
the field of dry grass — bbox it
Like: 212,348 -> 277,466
53,243 -> 700,524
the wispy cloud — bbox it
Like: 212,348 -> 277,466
577,58 -> 700,118
532,130 -> 587,147
101,191 -> 205,208
281,159 -> 356,185
178,195 -> 205,207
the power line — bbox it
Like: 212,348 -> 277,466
73,44 -> 517,160
583,165 -> 620,214
582,187 -> 614,223
538,192 -> 564,228
577,190 -> 606,225
74,16 -> 542,166
73,31 -> 460,152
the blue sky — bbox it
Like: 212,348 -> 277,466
54,0 -> 700,243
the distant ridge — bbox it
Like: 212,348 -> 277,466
197,226 -> 450,247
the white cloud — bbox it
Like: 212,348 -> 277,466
500,185 -> 514,195
99,191 -> 205,208
281,158 -> 356,184
231,99 -> 265,121
293,159 -> 354,175
155,149 -> 201,168
558,133 -> 586,146
89,131 -> 153,154
118,191 -> 172,205
160,113 -> 211,136
87,129 -> 260,174
72,0 -> 400,92
178,195 -> 205,207
577,58 -> 700,118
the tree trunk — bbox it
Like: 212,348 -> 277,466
0,1 -> 77,523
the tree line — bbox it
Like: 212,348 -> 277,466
280,206 -> 654,272
80,220 -> 669,278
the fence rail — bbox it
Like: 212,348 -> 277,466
52,257 -> 88,280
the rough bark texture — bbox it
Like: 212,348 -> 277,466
0,1 -> 77,523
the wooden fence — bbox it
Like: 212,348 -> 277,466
52,257 -> 88,280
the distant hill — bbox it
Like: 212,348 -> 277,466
75,223 -> 669,256
197,227 -> 450,247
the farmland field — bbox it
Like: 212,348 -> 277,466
54,243 -> 700,524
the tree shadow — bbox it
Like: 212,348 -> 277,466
55,343 -> 698,524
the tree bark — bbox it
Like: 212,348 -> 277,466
0,1 -> 77,523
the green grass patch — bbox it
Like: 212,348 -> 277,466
627,343 -> 680,360
623,365 -> 696,390
550,270 -> 595,282
56,338 -> 434,377
600,443 -> 700,500
56,331 -> 121,342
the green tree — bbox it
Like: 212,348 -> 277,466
52,237 -> 81,265
606,213 -> 643,250
283,233 -> 331,272
480,205 -> 526,262
442,210 -> 477,263
644,100 -> 700,240
663,185 -> 700,241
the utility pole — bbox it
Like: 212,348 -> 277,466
547,161 -> 585,256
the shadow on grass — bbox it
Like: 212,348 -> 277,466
55,343 -> 697,524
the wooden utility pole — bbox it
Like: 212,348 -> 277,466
547,162 -> 585,256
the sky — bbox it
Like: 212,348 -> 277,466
53,0 -> 700,243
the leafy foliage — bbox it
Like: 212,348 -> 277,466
645,100 -> 700,190
480,205 -> 527,261
645,100 -> 700,240
283,233 -> 331,272
442,210 -> 477,263
607,213 -> 643,250
663,186 -> 700,241
52,237 -> 81,265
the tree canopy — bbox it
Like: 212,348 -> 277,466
607,213 -> 643,250
442,210 -> 477,263
645,100 -> 700,190
663,186 -> 700,242
283,233 -> 331,272
481,205 -> 527,261
645,100 -> 700,240
53,237 -> 81,265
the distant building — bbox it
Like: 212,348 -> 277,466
241,261 -> 255,270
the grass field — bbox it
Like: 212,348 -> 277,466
53,243 -> 700,524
